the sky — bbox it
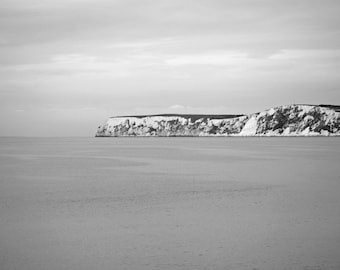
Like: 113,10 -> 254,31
1,0 -> 340,136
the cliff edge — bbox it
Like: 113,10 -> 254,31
96,104 -> 340,137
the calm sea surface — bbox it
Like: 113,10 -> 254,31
0,137 -> 339,270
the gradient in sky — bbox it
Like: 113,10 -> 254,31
1,0 -> 340,136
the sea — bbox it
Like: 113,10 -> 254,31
0,137 -> 339,270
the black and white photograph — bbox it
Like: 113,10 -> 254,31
0,0 -> 340,269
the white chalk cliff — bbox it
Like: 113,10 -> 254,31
96,104 -> 340,137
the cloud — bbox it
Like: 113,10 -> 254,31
108,38 -> 178,50
165,52 -> 248,66
1,0 -> 340,51
169,104 -> 185,110
1,53 -> 132,77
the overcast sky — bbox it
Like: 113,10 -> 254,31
1,0 -> 340,136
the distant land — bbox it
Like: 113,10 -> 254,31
96,104 -> 340,137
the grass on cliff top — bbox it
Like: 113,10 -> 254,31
112,114 -> 244,122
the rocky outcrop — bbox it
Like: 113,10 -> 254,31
96,105 -> 340,137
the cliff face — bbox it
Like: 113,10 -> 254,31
96,105 -> 340,137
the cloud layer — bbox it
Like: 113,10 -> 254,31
1,0 -> 340,136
